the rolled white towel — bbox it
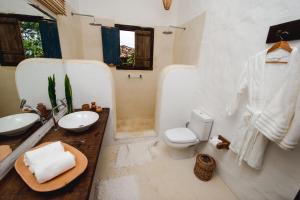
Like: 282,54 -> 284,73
24,141 -> 64,169
34,151 -> 76,183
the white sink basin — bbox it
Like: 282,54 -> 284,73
0,113 -> 39,136
58,111 -> 99,132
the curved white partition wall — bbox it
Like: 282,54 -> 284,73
16,59 -> 66,109
15,58 -> 116,145
155,65 -> 198,136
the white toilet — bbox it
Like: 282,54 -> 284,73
163,109 -> 213,159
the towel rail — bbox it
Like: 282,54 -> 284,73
128,74 -> 143,79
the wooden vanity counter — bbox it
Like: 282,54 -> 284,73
0,108 -> 110,200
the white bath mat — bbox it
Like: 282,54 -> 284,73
115,140 -> 159,168
96,175 -> 139,200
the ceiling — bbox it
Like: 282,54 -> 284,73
0,0 -> 50,19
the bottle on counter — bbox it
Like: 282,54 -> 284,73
91,102 -> 97,111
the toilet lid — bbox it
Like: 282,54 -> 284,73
165,128 -> 198,144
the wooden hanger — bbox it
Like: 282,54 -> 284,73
266,31 -> 292,64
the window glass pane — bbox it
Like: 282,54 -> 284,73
120,30 -> 135,66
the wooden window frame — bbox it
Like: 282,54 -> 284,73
0,13 -> 61,66
115,24 -> 154,70
0,14 -> 44,66
0,13 -> 43,22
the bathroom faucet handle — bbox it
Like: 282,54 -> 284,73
50,99 -> 67,115
50,98 -> 67,131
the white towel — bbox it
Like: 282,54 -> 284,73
254,48 -> 300,147
278,93 -> 300,150
24,141 -> 64,168
34,151 -> 76,183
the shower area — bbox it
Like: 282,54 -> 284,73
113,25 -> 179,139
112,14 -> 205,139
70,11 -> 205,140
113,26 -> 158,139
114,69 -> 156,139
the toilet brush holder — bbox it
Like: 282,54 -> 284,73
194,154 -> 216,181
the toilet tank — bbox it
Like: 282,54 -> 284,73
188,110 -> 213,141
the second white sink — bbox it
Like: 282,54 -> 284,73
58,111 -> 99,132
0,113 -> 39,136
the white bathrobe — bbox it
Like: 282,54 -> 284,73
227,47 -> 300,169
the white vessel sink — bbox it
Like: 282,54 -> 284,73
0,113 -> 39,136
58,111 -> 99,132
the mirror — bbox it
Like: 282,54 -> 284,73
0,1 -> 59,162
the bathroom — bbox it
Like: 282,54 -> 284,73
0,0 -> 300,199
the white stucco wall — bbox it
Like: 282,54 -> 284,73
75,15 -> 175,124
175,0 -> 300,199
75,0 -> 179,27
155,65 -> 198,135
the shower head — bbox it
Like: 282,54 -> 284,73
70,12 -> 102,26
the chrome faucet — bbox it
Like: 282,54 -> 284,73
20,99 -> 67,126
20,99 -> 47,124
50,99 -> 67,131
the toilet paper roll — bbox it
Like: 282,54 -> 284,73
209,136 -> 222,147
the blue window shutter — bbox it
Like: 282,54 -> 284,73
39,20 -> 62,58
101,26 -> 120,65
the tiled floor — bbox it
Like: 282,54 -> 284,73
93,138 -> 238,200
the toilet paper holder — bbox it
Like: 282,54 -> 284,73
216,135 -> 230,150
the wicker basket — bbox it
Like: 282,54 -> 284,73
194,154 -> 216,181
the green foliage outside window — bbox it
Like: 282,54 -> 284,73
120,45 -> 135,66
20,21 -> 44,58
122,53 -> 135,66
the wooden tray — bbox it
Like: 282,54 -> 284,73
14,142 -> 88,192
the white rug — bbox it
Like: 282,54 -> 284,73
115,140 -> 159,168
96,175 -> 139,200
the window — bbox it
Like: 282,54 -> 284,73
0,14 -> 62,66
120,30 -> 135,67
101,24 -> 154,70
20,21 -> 44,58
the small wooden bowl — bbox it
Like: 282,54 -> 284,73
15,142 -> 88,192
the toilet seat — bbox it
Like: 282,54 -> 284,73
164,127 -> 198,143
164,137 -> 199,148
163,128 -> 199,148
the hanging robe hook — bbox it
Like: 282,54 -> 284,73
277,30 -> 289,41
